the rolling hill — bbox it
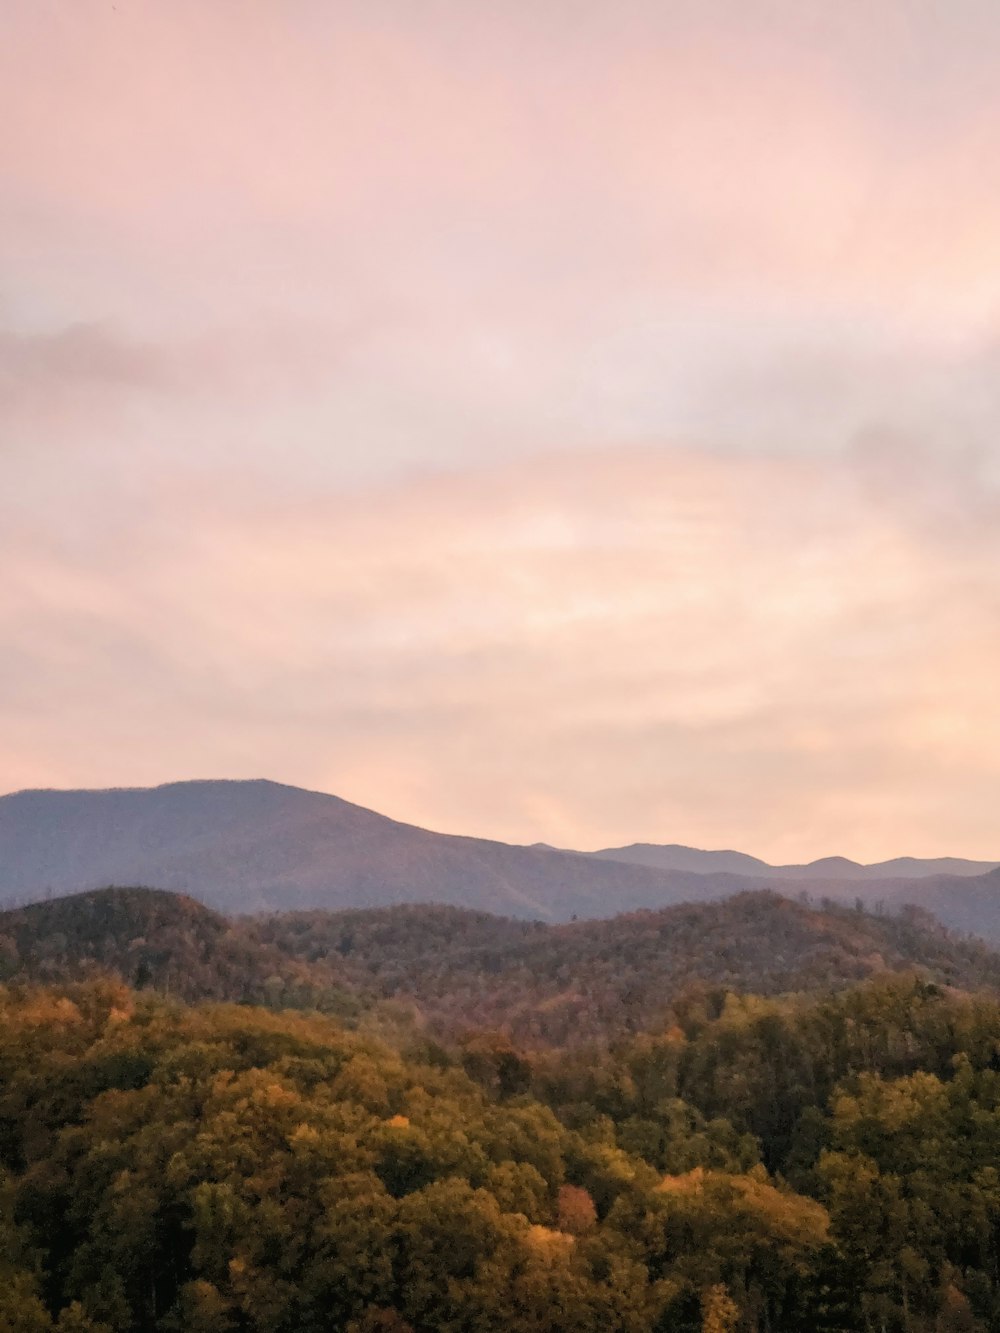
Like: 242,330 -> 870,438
4,885 -> 1000,1046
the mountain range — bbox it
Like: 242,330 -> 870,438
1,778 -> 999,938
592,841 -> 998,880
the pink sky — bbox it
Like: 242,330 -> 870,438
3,1 -> 1000,858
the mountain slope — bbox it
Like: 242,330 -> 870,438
592,844 -> 775,876
0,779 -> 747,919
797,867 -> 1000,941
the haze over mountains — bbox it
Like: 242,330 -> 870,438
2,778 -> 999,939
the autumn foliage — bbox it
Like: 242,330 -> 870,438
2,889 -> 1000,1329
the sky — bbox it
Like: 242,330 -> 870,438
3,0 -> 1000,860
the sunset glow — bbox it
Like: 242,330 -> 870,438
4,1 -> 1000,858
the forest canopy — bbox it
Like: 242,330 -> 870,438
2,949 -> 1000,1329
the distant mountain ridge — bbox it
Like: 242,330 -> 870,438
0,779 -> 748,920
2,779 -> 999,938
592,842 -> 998,880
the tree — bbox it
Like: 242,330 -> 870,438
701,1283 -> 739,1333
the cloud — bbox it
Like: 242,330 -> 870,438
5,1 -> 1000,332
2,445 -> 999,859
2,2 -> 1000,856
0,322 -> 165,389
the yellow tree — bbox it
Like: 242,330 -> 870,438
701,1283 -> 739,1333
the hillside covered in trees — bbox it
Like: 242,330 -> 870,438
3,887 -> 1000,1045
258,893 -> 1000,1045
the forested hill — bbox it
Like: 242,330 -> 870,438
259,893 -> 1000,1043
0,888 -> 364,1018
4,886 -> 1000,1045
